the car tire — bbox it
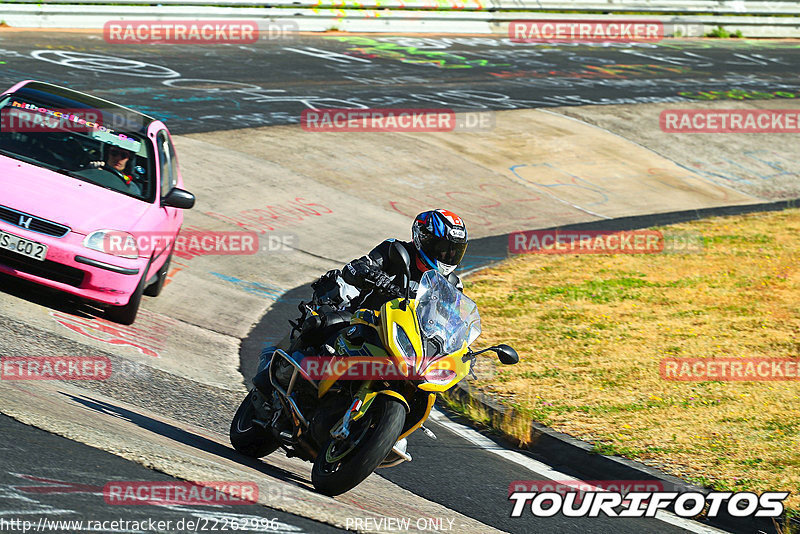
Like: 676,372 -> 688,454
105,265 -> 147,325
143,250 -> 171,297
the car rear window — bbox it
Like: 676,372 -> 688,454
0,95 -> 156,202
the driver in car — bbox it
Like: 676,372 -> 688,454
88,145 -> 135,184
85,144 -> 143,196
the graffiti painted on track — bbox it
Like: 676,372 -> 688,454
50,310 -> 178,359
678,88 -> 800,100
30,50 -> 180,78
6,36 -> 795,133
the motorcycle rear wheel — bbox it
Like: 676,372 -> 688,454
230,390 -> 280,458
311,396 -> 405,496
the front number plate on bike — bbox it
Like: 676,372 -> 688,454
0,230 -> 48,261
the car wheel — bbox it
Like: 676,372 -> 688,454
106,266 -> 147,325
143,250 -> 171,297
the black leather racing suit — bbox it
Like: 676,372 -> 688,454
342,239 -> 463,312
256,239 -> 464,392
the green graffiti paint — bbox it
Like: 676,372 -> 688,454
327,36 -> 510,69
678,89 -> 797,100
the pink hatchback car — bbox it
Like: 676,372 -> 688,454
0,80 -> 195,324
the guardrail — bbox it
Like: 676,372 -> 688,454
4,0 -> 800,13
2,0 -> 800,35
3,0 -> 800,15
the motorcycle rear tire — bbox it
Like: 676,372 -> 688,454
311,396 -> 405,496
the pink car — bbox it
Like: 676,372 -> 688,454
0,80 -> 195,324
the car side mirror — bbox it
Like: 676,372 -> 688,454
162,188 -> 195,209
494,344 -> 519,365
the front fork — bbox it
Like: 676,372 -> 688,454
330,396 -> 363,441
327,382 -> 413,468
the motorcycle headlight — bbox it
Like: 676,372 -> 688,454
393,324 -> 417,372
83,230 -> 139,259
424,368 -> 456,385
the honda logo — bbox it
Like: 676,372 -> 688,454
18,215 -> 32,229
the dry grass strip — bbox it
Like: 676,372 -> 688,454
460,209 -> 800,516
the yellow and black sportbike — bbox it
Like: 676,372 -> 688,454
230,243 -> 518,496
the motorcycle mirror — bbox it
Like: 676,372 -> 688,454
389,241 -> 412,307
494,344 -> 519,365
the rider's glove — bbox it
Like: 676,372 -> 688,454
372,272 -> 397,294
386,283 -> 404,298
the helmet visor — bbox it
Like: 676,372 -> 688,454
419,232 -> 468,267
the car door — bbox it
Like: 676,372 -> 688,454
152,129 -> 182,270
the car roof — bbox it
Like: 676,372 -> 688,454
10,80 -> 158,135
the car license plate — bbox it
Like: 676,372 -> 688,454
0,230 -> 48,261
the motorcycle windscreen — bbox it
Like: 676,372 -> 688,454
415,270 -> 481,362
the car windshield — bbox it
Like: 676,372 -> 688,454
415,269 -> 481,359
0,95 -> 154,202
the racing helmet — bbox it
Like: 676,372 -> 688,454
411,209 -> 468,276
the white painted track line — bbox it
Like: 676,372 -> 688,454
429,408 -> 731,534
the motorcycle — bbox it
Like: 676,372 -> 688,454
230,242 -> 519,496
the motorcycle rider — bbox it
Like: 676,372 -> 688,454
255,209 -> 469,391
341,208 -> 469,311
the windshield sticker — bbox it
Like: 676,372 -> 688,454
3,100 -> 142,151
90,129 -> 142,152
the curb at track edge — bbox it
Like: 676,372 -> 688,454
439,196 -> 800,534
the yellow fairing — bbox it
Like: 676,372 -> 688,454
319,296 -> 472,397
417,343 -> 471,392
379,298 -> 473,392
317,342 -> 387,398
379,299 -> 423,376
398,393 -> 436,440
352,389 -> 410,421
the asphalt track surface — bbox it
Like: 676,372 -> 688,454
1,31 -> 799,534
0,33 -> 798,133
0,414 -> 346,534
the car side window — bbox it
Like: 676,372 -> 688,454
156,130 -> 178,199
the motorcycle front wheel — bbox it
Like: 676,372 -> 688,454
311,396 -> 405,496
230,389 -> 280,458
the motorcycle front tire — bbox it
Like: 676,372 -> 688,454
230,389 -> 280,458
311,396 -> 405,496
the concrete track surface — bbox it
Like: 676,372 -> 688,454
0,31 -> 798,534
